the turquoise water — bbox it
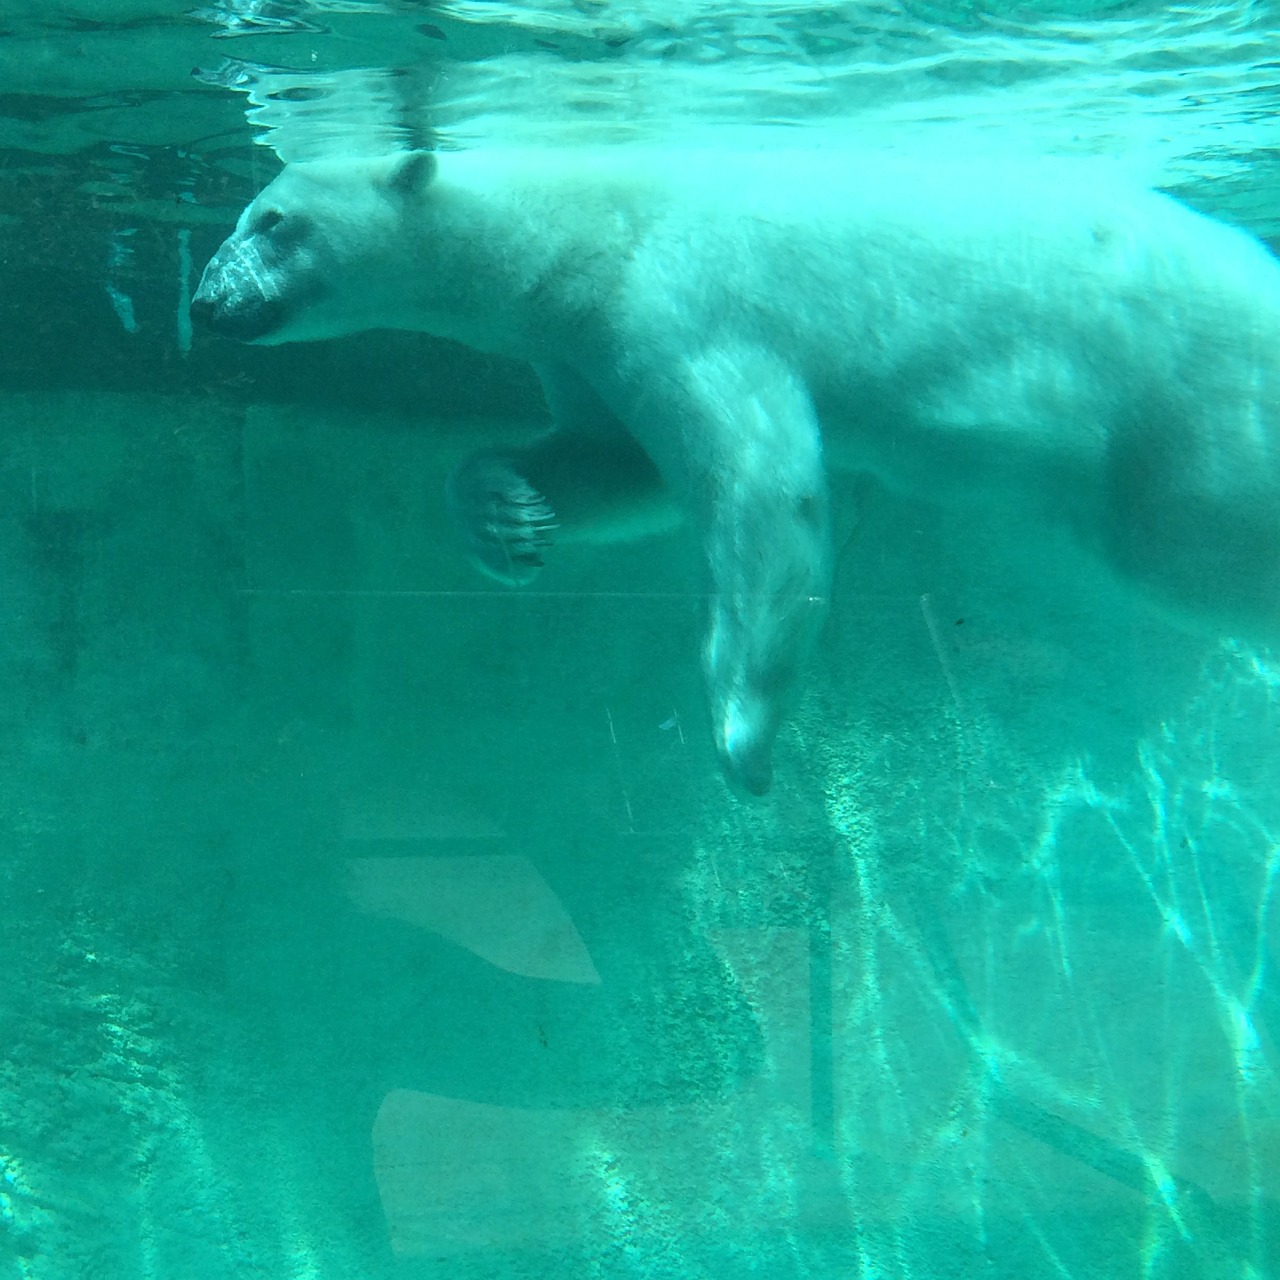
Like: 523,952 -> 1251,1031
1,3 -> 1279,1278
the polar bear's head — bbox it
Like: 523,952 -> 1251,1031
191,151 -> 439,345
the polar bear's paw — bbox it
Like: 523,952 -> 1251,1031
716,692 -> 776,798
446,452 -> 558,587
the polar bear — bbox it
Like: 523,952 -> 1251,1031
190,147 -> 1280,795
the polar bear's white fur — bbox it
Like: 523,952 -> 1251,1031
191,147 -> 1280,794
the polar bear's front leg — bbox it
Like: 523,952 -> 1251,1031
632,346 -> 832,796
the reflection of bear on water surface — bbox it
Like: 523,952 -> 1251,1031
191,147 -> 1280,795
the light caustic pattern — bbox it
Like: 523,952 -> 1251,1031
798,639 -> 1280,1278
0,914 -> 334,1280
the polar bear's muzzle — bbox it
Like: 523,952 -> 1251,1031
190,235 -> 301,344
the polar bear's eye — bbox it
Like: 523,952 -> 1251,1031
255,208 -> 284,233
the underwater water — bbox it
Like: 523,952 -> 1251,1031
1,2 -> 1280,1278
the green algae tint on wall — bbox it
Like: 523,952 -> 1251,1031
0,4 -> 1278,1279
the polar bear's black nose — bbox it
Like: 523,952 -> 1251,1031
188,291 -> 216,330
190,240 -> 293,343
190,277 -> 287,344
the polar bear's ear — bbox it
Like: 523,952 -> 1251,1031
386,149 -> 438,196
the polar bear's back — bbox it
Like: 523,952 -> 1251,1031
445,147 -> 1280,379
505,148 -> 1280,489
